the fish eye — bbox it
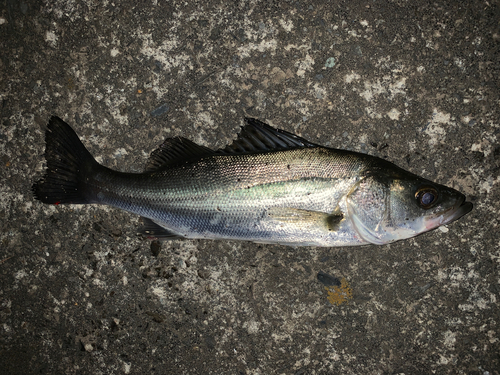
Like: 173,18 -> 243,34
415,186 -> 438,209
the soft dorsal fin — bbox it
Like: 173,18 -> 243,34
216,118 -> 319,154
145,137 -> 215,172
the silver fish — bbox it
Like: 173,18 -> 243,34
32,117 -> 472,247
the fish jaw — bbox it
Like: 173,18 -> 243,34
423,195 -> 473,231
381,195 -> 473,242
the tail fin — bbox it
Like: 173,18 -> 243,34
32,116 -> 98,204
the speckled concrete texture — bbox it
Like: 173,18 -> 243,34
1,1 -> 499,374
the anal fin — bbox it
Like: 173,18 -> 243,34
140,217 -> 183,240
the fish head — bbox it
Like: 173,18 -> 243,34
346,171 -> 472,245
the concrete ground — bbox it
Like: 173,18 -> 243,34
1,0 -> 499,374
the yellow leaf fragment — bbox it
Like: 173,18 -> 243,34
325,277 -> 353,305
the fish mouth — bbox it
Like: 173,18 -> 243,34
438,195 -> 473,227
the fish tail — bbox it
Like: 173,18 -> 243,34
32,116 -> 99,204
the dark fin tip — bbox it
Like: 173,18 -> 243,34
32,116 -> 96,205
326,213 -> 344,232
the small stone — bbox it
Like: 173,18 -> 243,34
197,269 -> 210,279
151,104 -> 169,117
325,57 -> 336,68
317,271 -> 341,286
150,241 -> 161,257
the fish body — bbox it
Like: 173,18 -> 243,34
33,117 -> 472,247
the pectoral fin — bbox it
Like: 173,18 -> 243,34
267,207 -> 344,232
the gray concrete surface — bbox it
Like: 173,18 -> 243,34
1,1 -> 499,374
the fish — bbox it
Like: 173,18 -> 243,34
32,116 -> 472,247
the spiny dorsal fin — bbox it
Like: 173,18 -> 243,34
145,137 -> 215,172
216,118 -> 319,154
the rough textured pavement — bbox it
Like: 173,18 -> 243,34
1,1 -> 499,374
